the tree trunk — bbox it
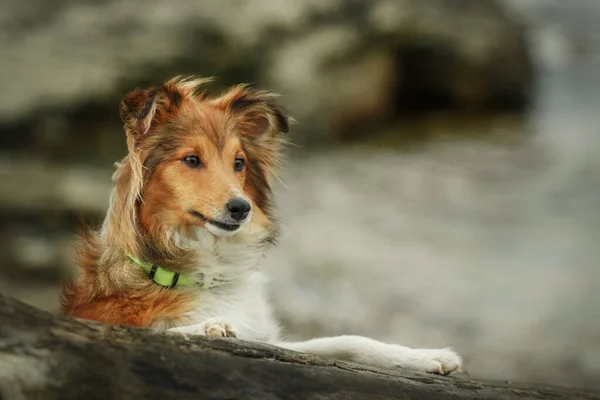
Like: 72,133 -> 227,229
0,293 -> 597,400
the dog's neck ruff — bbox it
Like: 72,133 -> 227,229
127,253 -> 232,289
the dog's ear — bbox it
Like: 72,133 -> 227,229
214,85 -> 290,141
119,82 -> 188,142
120,87 -> 160,138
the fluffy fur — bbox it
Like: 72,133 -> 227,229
61,76 -> 462,375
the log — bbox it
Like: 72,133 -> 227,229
0,294 -> 598,400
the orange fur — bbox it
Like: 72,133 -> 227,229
62,285 -> 195,327
60,76 -> 288,327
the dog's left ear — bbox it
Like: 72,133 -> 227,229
213,85 -> 290,140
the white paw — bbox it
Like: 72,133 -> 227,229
409,348 -> 463,375
167,316 -> 237,338
201,316 -> 238,338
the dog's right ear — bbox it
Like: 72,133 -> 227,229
120,77 -> 211,142
120,88 -> 161,139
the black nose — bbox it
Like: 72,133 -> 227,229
226,198 -> 251,221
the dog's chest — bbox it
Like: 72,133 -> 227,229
173,231 -> 280,342
181,270 -> 280,342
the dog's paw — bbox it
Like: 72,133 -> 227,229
408,348 -> 463,375
201,316 -> 237,338
167,316 -> 237,338
375,345 -> 462,375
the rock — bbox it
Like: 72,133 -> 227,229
0,293 -> 598,400
0,158 -> 109,285
0,0 -> 533,155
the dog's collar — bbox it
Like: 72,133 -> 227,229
128,253 -> 196,288
127,253 -> 231,289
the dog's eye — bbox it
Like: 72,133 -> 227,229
183,155 -> 202,168
234,158 -> 245,172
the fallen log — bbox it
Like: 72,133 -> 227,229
0,293 -> 598,400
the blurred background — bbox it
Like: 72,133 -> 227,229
1,0 -> 599,390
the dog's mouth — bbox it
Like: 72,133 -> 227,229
188,210 -> 240,232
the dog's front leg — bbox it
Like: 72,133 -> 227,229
167,316 -> 237,338
276,336 -> 462,375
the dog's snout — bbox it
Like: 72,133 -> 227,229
226,198 -> 251,221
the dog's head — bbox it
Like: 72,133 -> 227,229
118,77 -> 288,245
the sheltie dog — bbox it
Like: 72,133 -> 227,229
61,76 -> 462,375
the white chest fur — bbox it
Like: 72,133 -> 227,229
167,227 -> 280,342
179,270 -> 280,342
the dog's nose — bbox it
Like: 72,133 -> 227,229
226,198 -> 251,221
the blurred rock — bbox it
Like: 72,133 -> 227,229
0,157 -> 108,285
0,0 -> 533,155
0,159 -> 111,213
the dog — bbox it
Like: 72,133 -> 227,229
61,76 -> 462,375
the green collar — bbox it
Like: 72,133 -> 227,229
128,253 -> 197,288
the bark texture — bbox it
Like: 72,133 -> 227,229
0,293 -> 598,400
